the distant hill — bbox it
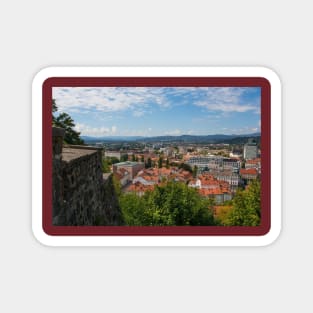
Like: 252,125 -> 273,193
221,136 -> 260,145
82,133 -> 260,144
81,136 -> 144,142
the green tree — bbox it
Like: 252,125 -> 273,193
166,158 -> 170,169
178,163 -> 193,173
52,99 -> 57,124
120,181 -> 215,226
244,179 -> 261,218
119,193 -> 151,226
112,175 -> 122,198
145,157 -> 152,168
158,156 -> 163,168
52,99 -> 84,145
109,157 -> 120,165
193,165 -> 198,178
224,179 -> 261,226
102,158 -> 110,173
141,155 -> 145,163
102,157 -> 120,173
121,154 -> 128,162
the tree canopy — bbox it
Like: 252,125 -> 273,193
52,99 -> 84,145
120,181 -> 215,226
178,163 -> 193,173
223,179 -> 261,226
102,156 -> 120,173
145,157 -> 152,168
158,156 -> 163,168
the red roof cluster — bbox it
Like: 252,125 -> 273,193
127,182 -> 154,193
240,168 -> 258,175
189,174 -> 231,197
126,167 -> 193,195
246,158 -> 261,165
114,168 -> 129,180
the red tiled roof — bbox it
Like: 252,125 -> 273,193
127,182 -> 155,193
114,168 -> 130,180
240,168 -> 258,175
134,167 -> 192,185
246,158 -> 261,164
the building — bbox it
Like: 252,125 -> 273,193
113,161 -> 145,179
243,139 -> 258,160
104,151 -> 127,160
222,158 -> 241,172
114,168 -> 131,187
229,150 -> 242,158
126,182 -> 154,197
178,145 -> 188,154
125,167 -> 193,196
240,168 -> 259,182
206,169 -> 240,191
188,174 -> 232,204
187,155 -> 240,172
132,167 -> 192,186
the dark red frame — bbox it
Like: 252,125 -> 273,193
43,77 -> 271,236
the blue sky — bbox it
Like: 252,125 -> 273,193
52,87 -> 261,137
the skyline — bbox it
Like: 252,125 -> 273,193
52,87 -> 261,137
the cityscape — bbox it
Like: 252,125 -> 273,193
52,87 -> 261,226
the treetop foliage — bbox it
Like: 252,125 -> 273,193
222,179 -> 261,226
120,181 -> 215,226
52,99 -> 84,145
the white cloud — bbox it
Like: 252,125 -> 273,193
195,101 -> 255,112
195,87 -> 259,113
74,123 -> 118,137
53,86 -> 260,116
186,130 -> 195,135
53,87 -> 167,114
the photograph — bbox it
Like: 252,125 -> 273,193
48,79 -> 268,235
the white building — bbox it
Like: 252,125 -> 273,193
187,156 -> 240,172
104,151 -> 127,160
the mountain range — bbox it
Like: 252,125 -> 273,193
81,133 -> 260,143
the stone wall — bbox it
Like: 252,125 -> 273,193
52,127 -> 123,226
52,127 -> 65,221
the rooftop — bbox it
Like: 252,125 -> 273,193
240,168 -> 258,175
246,158 -> 261,164
114,161 -> 143,167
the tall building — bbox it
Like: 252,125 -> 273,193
243,139 -> 258,160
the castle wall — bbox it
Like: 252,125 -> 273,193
52,127 -> 65,221
52,127 -> 122,226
